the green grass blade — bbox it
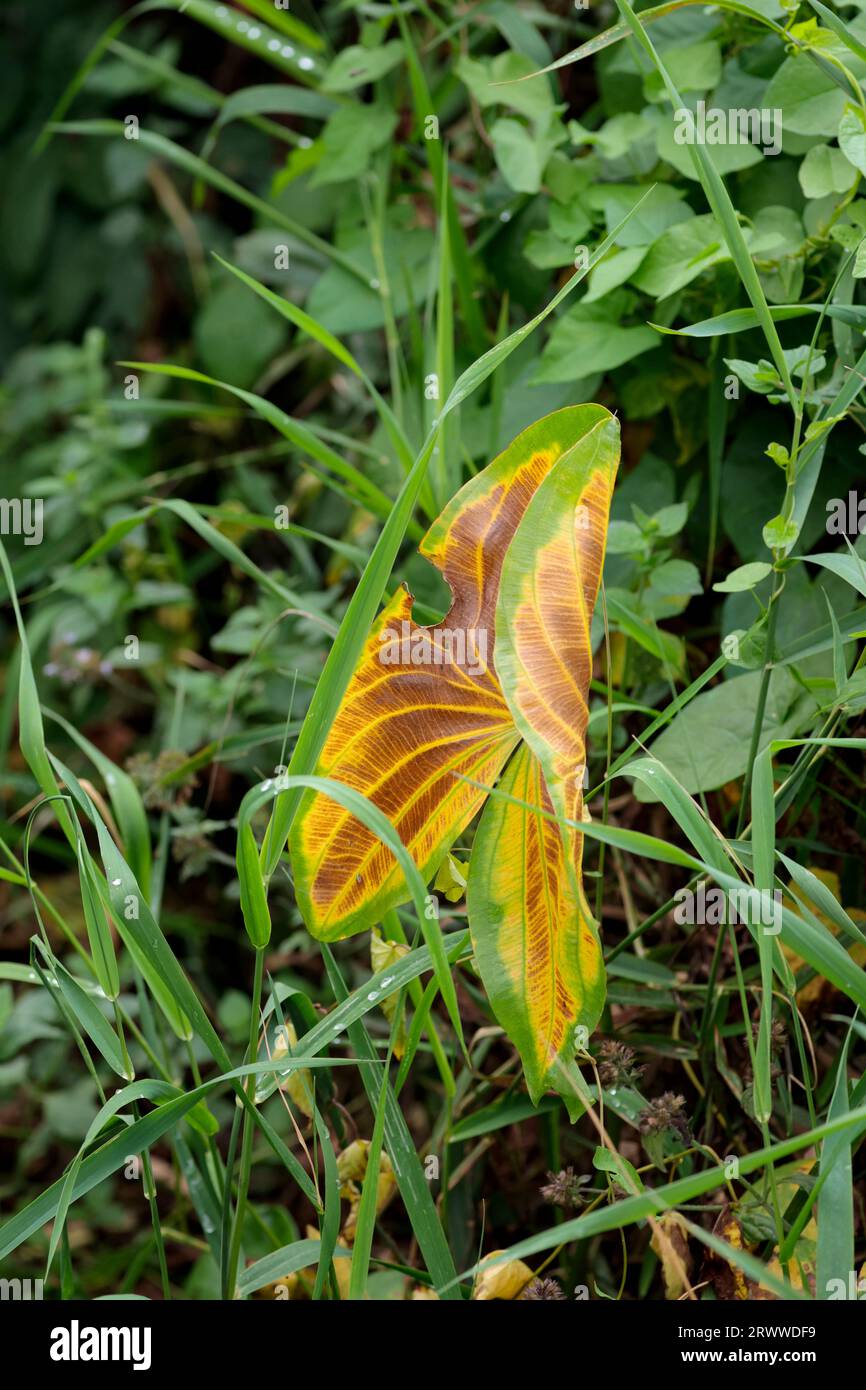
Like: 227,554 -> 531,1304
0,542 -> 75,850
49,754 -> 232,1057
390,0 -> 487,355
348,1053 -> 390,1299
0,1058 -> 349,1264
255,932 -> 470,1104
44,708 -> 152,903
653,304 -> 866,338
48,754 -> 194,1041
817,1027 -> 855,1299
75,838 -> 121,1002
445,1101 -> 866,1291
236,785 -> 274,951
32,939 -> 127,1081
121,361 -> 395,527
322,945 -> 463,1300
157,497 -> 311,615
212,254 -> 417,486
226,0 -> 324,50
238,1240 -> 350,1298
625,759 -> 731,874
806,0 -> 866,63
311,1099 -> 341,1301
431,153 -> 457,510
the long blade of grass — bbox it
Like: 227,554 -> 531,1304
31,938 -> 126,1081
0,1058 -> 353,1264
653,304 -> 866,337
48,754 -> 194,1041
238,1240 -> 350,1299
817,1026 -> 855,1299
48,754 -> 230,1059
347,1048 -> 391,1300
431,152 -> 457,510
211,254 -> 418,487
310,1098 -> 342,1301
119,362 -> 397,527
256,933 -> 470,1105
322,945 -> 463,1299
790,344 -> 866,546
778,854 -> 866,950
444,1101 -> 866,1291
805,0 -> 866,63
390,0 -> 487,354
0,542 -> 76,851
43,708 -> 152,902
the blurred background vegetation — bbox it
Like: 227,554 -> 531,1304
1,0 -> 865,1300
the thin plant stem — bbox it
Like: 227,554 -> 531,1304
224,945 -> 265,1299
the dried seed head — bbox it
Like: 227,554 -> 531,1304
540,1166 -> 591,1209
639,1091 -> 690,1141
597,1039 -> 645,1089
520,1277 -> 566,1301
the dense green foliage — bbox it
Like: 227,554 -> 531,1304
1,0 -> 865,1302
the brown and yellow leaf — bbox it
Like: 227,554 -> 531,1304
290,411 -> 609,938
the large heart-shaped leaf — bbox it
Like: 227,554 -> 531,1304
290,406 -> 610,940
290,404 -> 619,1104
